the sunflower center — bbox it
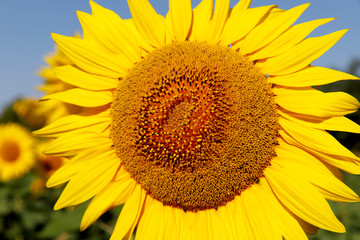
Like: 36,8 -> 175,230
111,41 -> 279,211
1,140 -> 20,162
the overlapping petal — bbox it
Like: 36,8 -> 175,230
249,18 -> 335,60
168,0 -> 192,41
265,163 -> 345,232
190,0 -> 213,42
221,5 -> 275,46
128,0 -> 166,48
236,4 -> 310,55
274,87 -> 360,117
258,29 -> 348,75
52,33 -> 131,77
269,66 -> 359,87
43,131 -> 112,156
54,150 -> 120,210
40,88 -> 113,107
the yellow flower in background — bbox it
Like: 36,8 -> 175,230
35,0 -> 360,239
35,140 -> 67,180
0,123 -> 35,181
13,98 -> 46,130
30,140 -> 67,195
37,38 -> 83,124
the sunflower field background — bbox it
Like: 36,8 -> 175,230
1,0 -> 360,239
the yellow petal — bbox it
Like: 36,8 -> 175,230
40,88 -> 113,108
216,205 -> 236,239
232,202 -> 251,239
46,150 -> 101,188
135,199 -> 164,240
77,11 -> 121,54
111,185 -> 146,240
324,161 -> 344,182
168,0 -> 192,41
190,211 -> 209,240
52,33 -> 131,78
240,184 -> 283,240
164,12 -> 176,44
279,118 -> 360,161
319,152 -> 360,174
258,29 -> 348,75
266,7 -> 285,20
81,177 -> 136,230
209,209 -> 234,239
178,209 -> 192,240
207,0 -> 230,44
273,85 -> 326,96
279,108 -> 360,133
128,0 -> 166,48
43,131 -> 112,157
265,164 -> 345,232
258,179 -> 308,240
88,0 -> 141,61
268,66 -> 359,87
293,214 -> 320,235
221,5 -> 276,46
35,119 -> 109,138
279,128 -> 360,174
230,0 -> 251,14
239,4 -> 310,55
162,205 -> 181,240
274,146 -> 360,202
53,65 -> 118,91
114,165 -> 132,181
250,18 -> 335,61
190,0 -> 213,42
34,110 -> 109,137
274,88 -> 360,117
54,151 -> 119,210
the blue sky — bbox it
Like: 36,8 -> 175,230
1,0 -> 359,111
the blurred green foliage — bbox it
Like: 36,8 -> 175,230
0,172 -> 120,240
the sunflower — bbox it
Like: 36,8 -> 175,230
13,98 -> 46,130
35,140 -> 67,179
0,123 -> 35,181
35,0 -> 360,239
37,38 -> 83,124
30,140 -> 67,195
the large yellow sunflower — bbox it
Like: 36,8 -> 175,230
35,0 -> 360,239
0,123 -> 35,181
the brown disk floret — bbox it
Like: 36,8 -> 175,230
111,41 -> 279,211
1,141 -> 20,162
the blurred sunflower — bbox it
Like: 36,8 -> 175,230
35,0 -> 360,239
30,140 -> 68,195
0,123 -> 35,181
37,38 -> 83,124
36,140 -> 67,179
13,98 -> 46,130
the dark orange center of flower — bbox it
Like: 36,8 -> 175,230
39,155 -> 64,178
1,140 -> 20,162
111,41 -> 279,211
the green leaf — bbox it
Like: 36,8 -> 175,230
37,203 -> 88,238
